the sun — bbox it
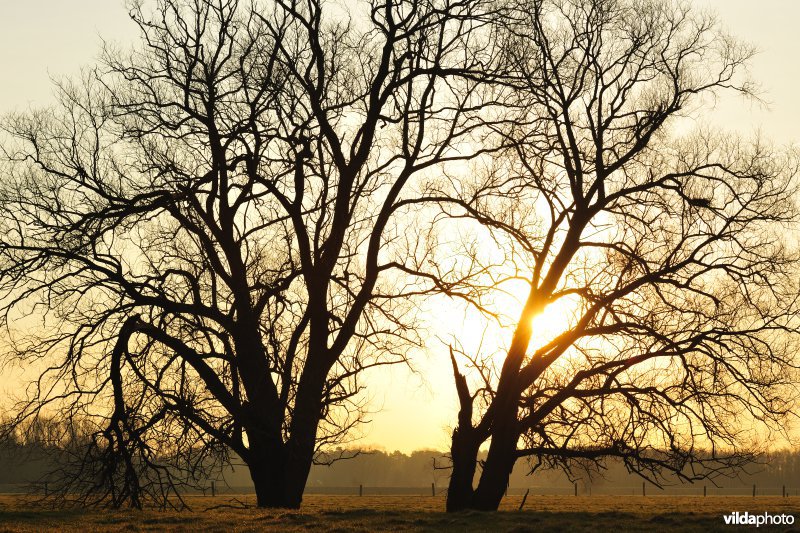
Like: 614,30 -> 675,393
528,295 -> 581,351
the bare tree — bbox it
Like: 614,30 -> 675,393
408,0 -> 800,511
0,0 -> 499,508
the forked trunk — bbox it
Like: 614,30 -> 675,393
471,414 -> 520,511
247,444 -> 315,508
248,455 -> 295,508
246,357 -> 327,508
446,411 -> 521,512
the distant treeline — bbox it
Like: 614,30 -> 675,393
301,448 -> 800,491
3,431 -> 799,491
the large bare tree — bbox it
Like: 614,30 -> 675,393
410,0 -> 800,511
0,0 -> 499,508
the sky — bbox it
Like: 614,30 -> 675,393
0,0 -> 798,453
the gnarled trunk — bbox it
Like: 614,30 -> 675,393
446,408 -> 521,512
446,428 -> 480,512
471,418 -> 519,511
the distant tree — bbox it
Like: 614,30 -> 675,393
409,0 -> 800,511
0,0 -> 499,508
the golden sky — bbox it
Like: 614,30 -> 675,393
0,0 -> 798,453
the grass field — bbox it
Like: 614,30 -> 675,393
1,494 -> 798,532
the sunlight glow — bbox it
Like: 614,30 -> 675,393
528,296 -> 582,352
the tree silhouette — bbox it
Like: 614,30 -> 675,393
406,0 -> 800,511
0,0 -> 499,508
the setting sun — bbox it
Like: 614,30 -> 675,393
528,296 -> 582,351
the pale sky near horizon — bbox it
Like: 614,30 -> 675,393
0,1 -> 798,454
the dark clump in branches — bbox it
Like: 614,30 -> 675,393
0,0 -> 501,509
397,0 -> 800,512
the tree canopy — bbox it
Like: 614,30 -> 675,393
0,0 -> 499,508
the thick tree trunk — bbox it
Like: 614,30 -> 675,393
246,438 -> 315,508
445,405 -> 520,512
248,454 -> 293,508
281,440 -> 316,508
471,415 -> 520,511
282,352 -> 329,507
446,296 -> 538,511
247,348 -> 329,508
243,376 -> 321,510
244,422 -> 321,508
446,428 -> 480,512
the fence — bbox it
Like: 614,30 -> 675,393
1,482 -> 797,497
503,484 -> 798,497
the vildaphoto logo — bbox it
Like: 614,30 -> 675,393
723,511 -> 795,527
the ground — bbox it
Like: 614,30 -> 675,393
0,494 -> 798,531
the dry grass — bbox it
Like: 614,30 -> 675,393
0,493 -> 798,532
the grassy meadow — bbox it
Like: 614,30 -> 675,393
1,494 -> 799,532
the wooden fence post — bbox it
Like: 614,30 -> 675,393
359,484 -> 363,497
642,482 -> 645,497
752,484 -> 756,497
518,489 -> 530,511
211,480 -> 215,497
574,482 -> 577,497
431,483 -> 435,497
703,485 -> 706,497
